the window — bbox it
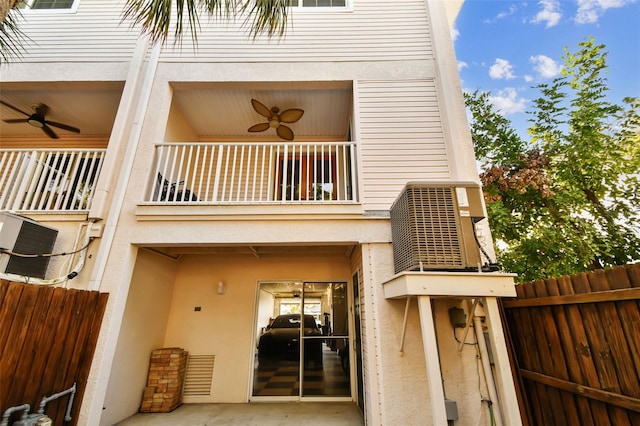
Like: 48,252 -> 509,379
22,0 -> 76,10
286,0 -> 347,8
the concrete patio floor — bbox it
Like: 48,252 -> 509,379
115,402 -> 365,425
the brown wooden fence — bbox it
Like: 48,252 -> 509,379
501,263 -> 640,425
0,280 -> 108,425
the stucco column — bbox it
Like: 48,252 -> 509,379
417,295 -> 448,425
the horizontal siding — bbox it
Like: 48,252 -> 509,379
12,0 -> 433,63
161,0 -> 432,62
357,80 -> 450,210
12,1 -> 139,62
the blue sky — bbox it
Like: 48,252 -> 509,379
453,0 -> 640,139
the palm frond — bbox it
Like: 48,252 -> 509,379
241,0 -> 289,39
122,0 -> 289,45
0,8 -> 30,64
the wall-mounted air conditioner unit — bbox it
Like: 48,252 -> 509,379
390,182 -> 485,273
0,212 -> 58,279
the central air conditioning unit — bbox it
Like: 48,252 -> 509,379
0,212 -> 58,279
390,182 -> 485,274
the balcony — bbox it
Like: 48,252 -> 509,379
144,142 -> 358,205
0,149 -> 105,213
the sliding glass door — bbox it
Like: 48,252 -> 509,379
253,281 -> 351,398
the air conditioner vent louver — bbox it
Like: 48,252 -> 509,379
0,212 -> 58,279
390,182 -> 485,273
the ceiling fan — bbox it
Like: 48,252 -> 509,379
0,100 -> 80,139
247,98 -> 304,141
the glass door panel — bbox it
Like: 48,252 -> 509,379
253,282 -> 302,397
253,281 -> 351,398
302,282 -> 351,397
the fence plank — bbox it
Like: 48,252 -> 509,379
625,264 -> 640,287
10,286 -> 56,407
531,279 -> 578,425
520,282 -> 563,425
503,266 -> 640,425
605,267 -> 640,378
0,282 -> 108,426
574,272 -> 631,425
544,277 -> 594,425
557,275 -> 612,424
599,268 -> 640,425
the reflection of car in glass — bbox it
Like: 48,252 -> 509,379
258,314 -> 323,365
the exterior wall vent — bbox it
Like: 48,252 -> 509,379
183,354 -> 215,396
0,212 -> 58,279
390,182 -> 485,273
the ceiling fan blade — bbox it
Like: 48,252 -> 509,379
248,122 -> 270,132
251,99 -> 273,118
0,100 -> 31,117
46,120 -> 80,133
3,119 -> 29,123
279,108 -> 304,123
277,125 -> 294,141
41,125 -> 59,139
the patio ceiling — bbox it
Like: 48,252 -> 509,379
0,82 -> 124,140
143,243 -> 357,259
0,81 -> 352,142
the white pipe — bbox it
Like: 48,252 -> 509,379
458,298 -> 479,352
473,313 -> 504,426
399,296 -> 411,352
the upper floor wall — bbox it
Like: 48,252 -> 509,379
11,0 -> 446,64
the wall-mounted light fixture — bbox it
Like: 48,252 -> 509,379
217,281 -> 226,295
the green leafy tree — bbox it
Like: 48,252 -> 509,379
465,37 -> 640,282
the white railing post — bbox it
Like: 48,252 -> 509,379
0,148 -> 105,212
144,141 -> 357,205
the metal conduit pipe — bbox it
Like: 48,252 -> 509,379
473,313 -> 504,426
1,404 -> 30,426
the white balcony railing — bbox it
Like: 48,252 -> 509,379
146,142 -> 358,204
0,149 -> 105,212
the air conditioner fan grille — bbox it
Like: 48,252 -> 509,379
391,186 -> 464,273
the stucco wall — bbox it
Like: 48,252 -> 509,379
361,242 -> 490,425
162,253 -> 352,402
100,249 -> 178,426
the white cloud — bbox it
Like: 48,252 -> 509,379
483,4 -> 519,23
530,54 -> 562,78
451,26 -> 460,42
524,75 -> 535,82
531,0 -> 562,28
488,88 -> 527,115
458,61 -> 468,71
489,58 -> 516,80
575,0 -> 634,24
